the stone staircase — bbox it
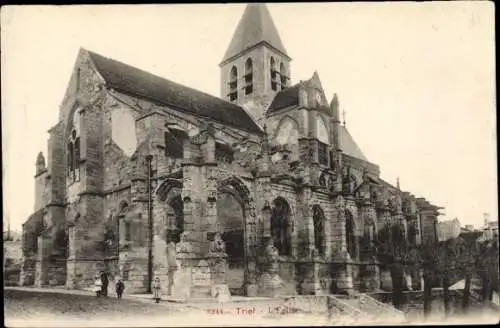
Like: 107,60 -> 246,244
333,293 -> 406,322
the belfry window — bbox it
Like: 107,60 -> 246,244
270,57 -> 278,91
244,58 -> 253,95
228,66 -> 238,101
280,63 -> 288,89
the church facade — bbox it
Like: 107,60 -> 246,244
20,4 -> 442,298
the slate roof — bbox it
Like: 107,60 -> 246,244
339,126 -> 369,162
221,4 -> 289,64
86,50 -> 262,135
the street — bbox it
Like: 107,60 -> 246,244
4,289 -> 190,327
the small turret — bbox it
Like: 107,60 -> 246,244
34,152 -> 47,212
330,94 -> 340,123
35,152 -> 46,176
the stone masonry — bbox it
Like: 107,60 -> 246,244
20,4 -> 442,299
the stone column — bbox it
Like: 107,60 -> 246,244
332,199 -> 354,295
365,259 -> 381,292
34,235 -> 52,287
244,200 -> 259,297
297,188 -> 314,258
361,200 -> 381,292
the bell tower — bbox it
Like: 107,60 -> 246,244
219,4 -> 292,126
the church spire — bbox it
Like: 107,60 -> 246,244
220,3 -> 290,65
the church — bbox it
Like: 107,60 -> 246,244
20,4 -> 442,298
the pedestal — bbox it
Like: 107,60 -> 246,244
19,258 -> 36,286
299,260 -> 323,295
257,261 -> 289,297
170,252 -> 197,300
364,260 -> 381,292
332,251 -> 354,295
207,252 -> 231,301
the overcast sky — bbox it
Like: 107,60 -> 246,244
1,2 -> 496,231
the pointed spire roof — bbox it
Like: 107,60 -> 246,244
221,4 -> 289,65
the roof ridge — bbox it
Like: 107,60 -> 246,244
82,49 -> 263,134
87,50 -> 236,106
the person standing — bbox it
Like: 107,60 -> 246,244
100,271 -> 109,297
153,277 -> 161,303
94,273 -> 102,297
116,279 -> 125,299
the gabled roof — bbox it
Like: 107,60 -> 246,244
85,50 -> 263,134
339,126 -> 368,162
267,83 -> 301,113
221,4 -> 289,65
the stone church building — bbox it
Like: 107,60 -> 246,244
21,4 -> 441,298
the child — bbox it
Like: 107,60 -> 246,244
94,273 -> 102,297
153,277 -> 161,303
116,279 -> 125,299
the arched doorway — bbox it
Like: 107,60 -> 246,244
166,195 -> 184,243
156,180 -> 184,245
271,197 -> 292,257
216,187 -> 246,295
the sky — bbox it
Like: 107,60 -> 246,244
1,2 -> 497,232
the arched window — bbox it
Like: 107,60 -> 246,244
271,197 -> 292,256
270,57 -> 278,91
67,110 -> 81,184
67,142 -> 73,174
361,219 -> 376,260
313,205 -> 326,255
124,221 -> 132,241
228,66 -> 238,101
280,62 -> 288,89
408,221 -> 418,246
345,210 -> 356,260
244,58 -> 253,95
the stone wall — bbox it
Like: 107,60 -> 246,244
369,289 -> 485,320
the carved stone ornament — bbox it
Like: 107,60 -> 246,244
208,232 -> 226,254
263,238 -> 280,262
175,231 -> 193,254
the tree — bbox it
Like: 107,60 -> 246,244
418,241 -> 439,318
476,237 -> 499,308
376,224 -> 408,310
